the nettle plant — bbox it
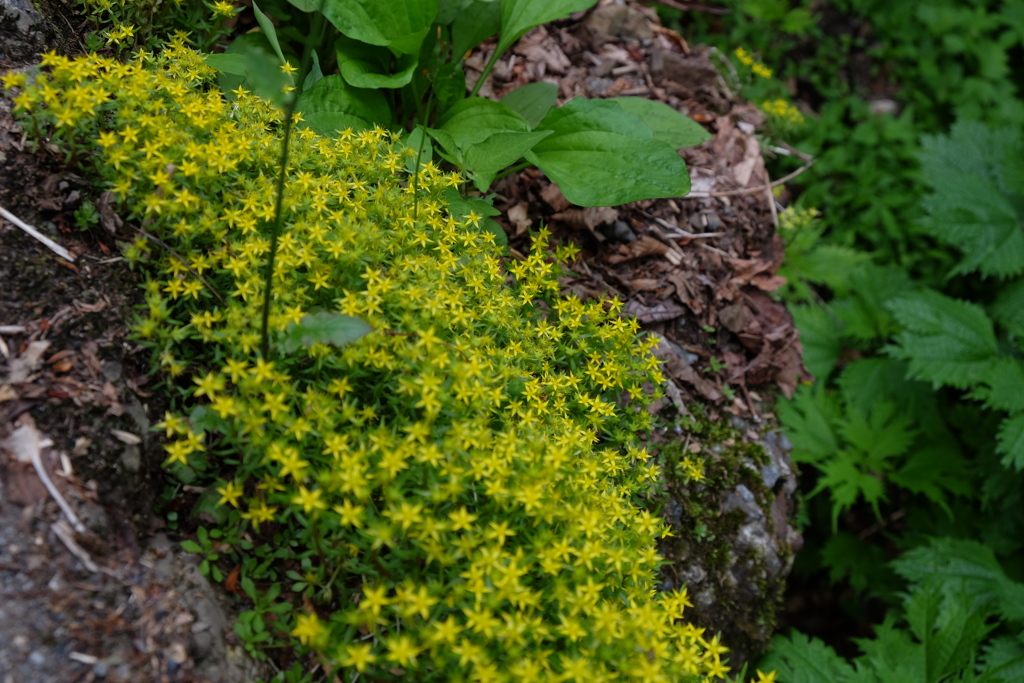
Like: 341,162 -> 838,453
203,0 -> 711,214
3,36 -> 760,682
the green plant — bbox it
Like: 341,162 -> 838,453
201,0 -> 711,209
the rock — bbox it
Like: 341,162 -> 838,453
0,0 -> 78,68
584,3 -> 656,43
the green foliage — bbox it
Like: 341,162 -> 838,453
196,0 -> 708,209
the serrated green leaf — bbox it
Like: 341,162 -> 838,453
887,289 -> 1000,390
500,81 -> 558,129
319,0 -> 437,53
462,130 -> 552,190
296,74 -> 391,135
497,0 -> 598,58
990,278 -> 1024,336
791,303 -> 843,380
278,312 -> 372,354
919,121 -> 1024,279
609,97 -> 711,149
839,401 -> 917,466
525,98 -> 690,206
776,382 -> 841,465
758,631 -> 854,683
997,412 -> 1024,470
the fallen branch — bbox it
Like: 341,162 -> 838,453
0,204 -> 76,262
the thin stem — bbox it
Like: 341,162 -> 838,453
259,11 -> 326,359
469,45 -> 502,98
493,160 -> 531,181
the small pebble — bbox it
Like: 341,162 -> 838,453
29,651 -> 45,666
93,660 -> 108,678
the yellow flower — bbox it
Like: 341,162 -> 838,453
290,611 -> 326,647
216,480 -> 244,507
211,1 -> 237,17
754,670 -> 778,683
291,485 -> 326,515
341,643 -> 377,671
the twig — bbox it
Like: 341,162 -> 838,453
686,160 -> 816,198
52,519 -> 99,573
131,226 -> 226,305
765,174 -> 779,228
638,210 -> 724,239
0,204 -> 75,262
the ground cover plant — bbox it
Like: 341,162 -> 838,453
662,0 -> 1024,677
0,16 -> 785,681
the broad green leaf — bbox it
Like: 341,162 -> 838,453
335,36 -> 418,88
403,125 -> 433,174
442,187 -> 506,247
431,62 -> 468,119
497,0 -> 598,57
319,0 -> 437,53
462,130 -> 552,190
452,0 -> 501,61
252,2 -> 287,66
525,97 -> 690,206
500,81 -> 558,129
296,75 -> 391,135
439,97 -> 530,149
278,312 -> 372,354
203,53 -> 249,75
181,540 -> 204,553
423,126 -> 464,166
437,0 -> 475,24
209,38 -> 292,107
886,289 -> 1000,390
286,0 -> 317,10
609,97 -> 711,149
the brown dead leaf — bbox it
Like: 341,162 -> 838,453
540,183 -> 571,212
553,206 -> 618,232
0,385 -> 17,402
507,201 -> 532,236
607,235 -> 669,264
95,191 -> 124,234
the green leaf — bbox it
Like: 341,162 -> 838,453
758,631 -> 854,683
919,121 -> 1024,279
335,36 -> 418,88
500,81 -> 558,129
286,0 -> 317,10
296,74 -> 391,135
497,0 -> 598,57
302,49 -> 323,92
462,130 -> 552,190
776,382 -> 841,465
203,53 -> 249,76
791,303 -> 842,380
181,540 -> 204,553
525,98 -> 690,206
442,187 -> 506,247
252,2 -> 287,66
886,289 -> 1000,390
278,312 -> 373,354
997,412 -> 1024,470
423,126 -> 463,166
403,125 -> 433,174
319,0 -> 437,53
439,97 -> 530,149
609,97 -> 711,149
990,278 -> 1024,337
452,0 -> 501,60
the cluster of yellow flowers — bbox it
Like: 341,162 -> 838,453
734,48 -> 773,79
1,38 -> 772,681
778,206 -> 821,232
759,99 -> 805,127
